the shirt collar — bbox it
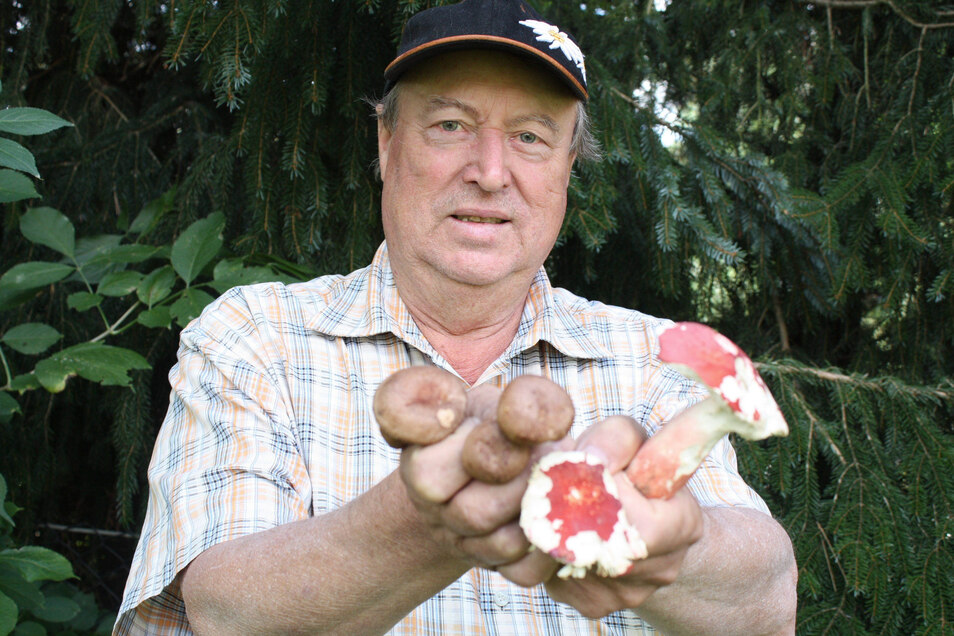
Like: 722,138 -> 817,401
306,241 -> 611,361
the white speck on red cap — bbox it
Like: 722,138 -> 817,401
659,322 -> 788,439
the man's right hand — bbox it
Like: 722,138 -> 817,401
398,390 -> 570,587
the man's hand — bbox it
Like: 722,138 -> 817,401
399,393 -> 570,587
537,416 -> 703,616
543,416 -> 796,634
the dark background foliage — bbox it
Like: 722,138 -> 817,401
1,0 -> 952,632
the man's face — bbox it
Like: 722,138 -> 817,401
378,50 -> 578,292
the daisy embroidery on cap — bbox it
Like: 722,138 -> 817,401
519,19 -> 586,82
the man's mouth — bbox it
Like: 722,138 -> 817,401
454,215 -> 506,224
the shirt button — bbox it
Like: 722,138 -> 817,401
493,590 -> 510,607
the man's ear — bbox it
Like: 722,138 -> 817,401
377,106 -> 392,180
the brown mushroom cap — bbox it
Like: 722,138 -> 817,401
497,375 -> 574,445
373,366 -> 467,447
462,418 -> 532,483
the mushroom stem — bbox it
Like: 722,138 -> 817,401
625,396 -> 733,499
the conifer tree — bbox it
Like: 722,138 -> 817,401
0,1 -> 951,631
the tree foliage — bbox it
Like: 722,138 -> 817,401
1,0 -> 952,631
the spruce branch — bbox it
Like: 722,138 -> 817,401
758,361 -> 954,403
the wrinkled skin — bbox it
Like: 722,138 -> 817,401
400,412 -> 705,606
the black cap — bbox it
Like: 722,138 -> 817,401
384,0 -> 587,101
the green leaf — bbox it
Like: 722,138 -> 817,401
69,236 -> 125,287
0,591 -> 16,636
0,393 -> 20,425
29,595 -> 79,623
96,271 -> 143,297
32,359 -> 71,393
169,288 -> 215,327
136,306 -> 172,329
12,620 -> 46,636
0,262 -> 73,292
171,213 -> 225,285
72,235 -> 123,268
47,343 -> 150,387
0,169 -> 39,203
0,568 -> 42,613
19,208 -> 75,258
0,107 -> 73,136
0,547 -> 73,583
1,324 -> 62,355
0,138 -> 38,177
137,266 -> 176,307
129,188 -> 176,235
84,244 -> 161,266
211,259 -> 276,293
0,475 -> 13,527
66,292 -> 103,312
8,374 -> 39,392
60,588 -> 98,631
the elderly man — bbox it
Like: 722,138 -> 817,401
115,0 -> 797,633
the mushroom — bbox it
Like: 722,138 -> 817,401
519,419 -> 648,579
462,375 -> 574,483
520,322 -> 788,578
626,321 -> 789,499
373,365 -> 467,447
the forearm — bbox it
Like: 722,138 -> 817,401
637,506 -> 797,635
180,471 -> 469,635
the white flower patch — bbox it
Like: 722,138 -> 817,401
519,19 -> 586,82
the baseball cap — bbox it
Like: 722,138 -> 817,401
384,0 -> 588,101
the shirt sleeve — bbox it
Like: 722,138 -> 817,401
114,287 -> 313,633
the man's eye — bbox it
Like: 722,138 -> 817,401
440,121 -> 461,132
518,132 -> 539,144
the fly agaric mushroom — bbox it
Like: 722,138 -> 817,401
520,322 -> 788,579
626,321 -> 788,499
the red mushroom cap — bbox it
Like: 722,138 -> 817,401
658,322 -> 787,439
520,451 -> 647,578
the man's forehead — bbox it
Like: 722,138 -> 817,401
400,50 -> 579,104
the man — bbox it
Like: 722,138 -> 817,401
115,0 -> 797,633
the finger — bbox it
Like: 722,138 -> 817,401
573,415 -> 647,472
441,472 -> 530,535
457,522 -> 531,567
614,474 -> 703,557
495,546 -> 561,588
546,574 -> 659,618
400,417 -> 479,503
464,383 -> 503,421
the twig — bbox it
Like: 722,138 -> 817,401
757,361 -> 954,402
90,302 -> 141,343
803,0 -> 954,29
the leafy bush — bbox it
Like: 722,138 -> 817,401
0,91 -> 302,427
0,473 -> 114,636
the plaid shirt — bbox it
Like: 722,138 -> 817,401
115,242 -> 769,635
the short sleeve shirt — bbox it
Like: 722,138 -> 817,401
114,242 -> 770,635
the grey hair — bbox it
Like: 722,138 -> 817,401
373,83 -> 602,163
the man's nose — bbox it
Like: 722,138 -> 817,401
464,129 -> 512,192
